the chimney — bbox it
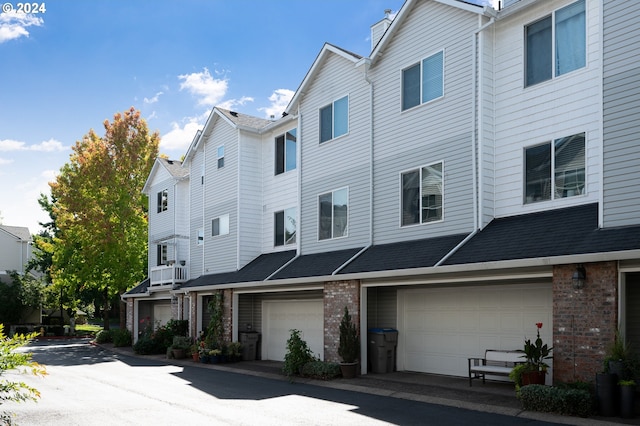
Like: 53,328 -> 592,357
370,9 -> 393,52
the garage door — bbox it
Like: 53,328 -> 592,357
153,303 -> 172,327
397,284 -> 552,378
262,300 -> 324,361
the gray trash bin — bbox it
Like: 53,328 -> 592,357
240,331 -> 260,361
368,328 -> 398,373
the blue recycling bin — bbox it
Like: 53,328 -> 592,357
368,328 -> 398,373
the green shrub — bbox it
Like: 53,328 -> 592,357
301,361 -> 341,380
112,329 -> 132,347
95,329 -> 112,344
282,329 -> 316,377
519,384 -> 593,417
166,319 -> 189,337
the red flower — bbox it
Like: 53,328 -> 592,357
536,322 -> 543,329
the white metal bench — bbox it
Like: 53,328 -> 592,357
468,349 -> 524,387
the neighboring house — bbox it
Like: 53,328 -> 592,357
0,225 -> 40,324
124,0 -> 640,384
0,225 -> 32,280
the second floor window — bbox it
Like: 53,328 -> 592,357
275,129 -> 297,175
217,145 -> 225,168
524,133 -> 585,203
401,162 -> 443,226
274,207 -> 296,246
197,228 -> 204,245
156,244 -> 167,266
320,96 -> 348,143
212,214 -> 229,237
319,188 -> 348,240
402,50 -> 444,111
157,189 -> 168,213
525,0 -> 585,87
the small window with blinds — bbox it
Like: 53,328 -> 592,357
524,133 -> 585,204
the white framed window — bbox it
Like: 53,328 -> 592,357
524,133 -> 585,203
319,96 -> 348,143
157,189 -> 168,213
402,50 -> 444,111
275,129 -> 297,175
212,214 -> 229,237
217,145 -> 225,168
525,0 -> 585,87
156,244 -> 168,266
274,207 -> 296,246
318,188 -> 348,240
197,228 -> 204,246
401,162 -> 443,226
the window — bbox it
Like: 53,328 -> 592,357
157,189 -> 168,213
525,0 -> 585,87
217,145 -> 225,168
275,129 -> 297,175
318,188 -> 348,240
401,162 -> 443,226
212,214 -> 229,237
197,228 -> 204,246
274,207 -> 296,246
524,133 -> 585,203
156,244 -> 167,266
320,96 -> 348,143
402,50 -> 444,110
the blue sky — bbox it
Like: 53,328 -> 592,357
0,0 -> 495,234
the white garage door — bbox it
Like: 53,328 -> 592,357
262,300 -> 324,361
397,283 -> 552,378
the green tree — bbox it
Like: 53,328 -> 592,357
49,107 -> 159,329
0,325 -> 46,424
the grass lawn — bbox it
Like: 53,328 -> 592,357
75,323 -> 102,336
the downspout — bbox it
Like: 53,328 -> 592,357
202,140 -> 206,276
435,15 -> 495,268
236,127 -> 241,270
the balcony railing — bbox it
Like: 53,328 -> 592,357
150,264 -> 188,287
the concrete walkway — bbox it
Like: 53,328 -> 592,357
99,343 -> 632,426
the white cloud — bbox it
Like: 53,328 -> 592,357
0,138 -> 66,152
0,11 -> 44,43
0,157 -> 13,165
218,96 -> 254,111
179,68 -> 228,107
144,91 -> 164,104
258,89 -> 294,119
160,116 -> 206,152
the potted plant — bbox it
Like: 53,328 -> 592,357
619,379 -> 636,419
171,336 -> 191,359
209,348 -> 222,364
189,344 -> 199,362
521,322 -> 552,385
227,341 -> 243,362
338,306 -> 359,379
604,330 -> 630,380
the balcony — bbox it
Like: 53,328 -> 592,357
150,263 -> 188,287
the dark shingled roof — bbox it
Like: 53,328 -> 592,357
338,234 -> 468,274
443,203 -> 640,265
125,278 -> 150,295
270,247 -> 364,280
182,250 -> 296,288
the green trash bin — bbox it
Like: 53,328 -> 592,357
368,328 -> 398,373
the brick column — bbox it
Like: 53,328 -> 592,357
223,289 -> 233,343
324,280 -> 360,363
553,262 -> 618,383
126,299 -> 134,333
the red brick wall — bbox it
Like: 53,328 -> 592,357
324,280 -> 360,363
223,289 -> 233,343
126,299 -> 134,333
553,261 -> 618,383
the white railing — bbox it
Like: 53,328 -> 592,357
150,264 -> 188,287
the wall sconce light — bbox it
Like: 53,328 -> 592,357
572,265 -> 586,290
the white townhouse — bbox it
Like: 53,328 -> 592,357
125,0 -> 640,384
